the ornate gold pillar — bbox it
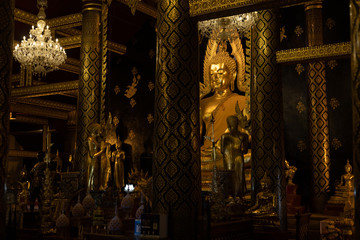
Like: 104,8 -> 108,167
305,0 -> 330,213
0,0 -> 13,238
153,0 -> 200,238
251,9 -> 287,230
75,0 -> 102,188
350,0 -> 360,237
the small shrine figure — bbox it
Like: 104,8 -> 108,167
336,160 -> 354,193
285,159 -> 297,185
112,138 -> 126,190
87,123 -> 104,191
247,172 -> 277,217
220,115 -> 249,197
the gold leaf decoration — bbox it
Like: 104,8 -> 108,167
331,138 -> 342,150
294,26 -> 304,37
328,60 -> 338,70
280,26 -> 287,43
128,130 -> 136,140
295,64 -> 305,75
296,101 -> 306,113
326,18 -> 336,30
113,116 -> 119,127
125,67 -> 140,99
147,114 -> 154,124
114,85 -> 120,95
330,98 -> 340,109
148,82 -> 154,91
130,98 -> 136,108
297,140 -> 306,152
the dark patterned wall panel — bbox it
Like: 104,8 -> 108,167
350,0 -> 360,237
153,0 -> 200,238
251,9 -> 287,230
76,1 -> 101,188
0,0 -> 12,237
307,61 -> 330,212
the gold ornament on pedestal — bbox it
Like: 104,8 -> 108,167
13,0 -> 67,77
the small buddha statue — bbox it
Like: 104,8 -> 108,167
336,160 -> 354,193
247,172 -> 277,217
87,123 -> 104,191
328,160 -> 355,205
220,115 -> 249,197
285,159 -> 297,185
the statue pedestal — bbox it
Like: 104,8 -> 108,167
286,183 -> 304,214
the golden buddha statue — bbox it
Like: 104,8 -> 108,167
220,115 -> 249,197
200,39 -> 248,171
112,137 -> 126,190
247,172 -> 277,217
86,123 -> 104,191
329,160 -> 355,205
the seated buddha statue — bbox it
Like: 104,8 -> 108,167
200,40 -> 248,172
328,160 -> 355,205
247,172 -> 277,217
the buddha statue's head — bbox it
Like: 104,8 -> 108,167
89,123 -> 102,137
226,115 -> 239,131
260,172 -> 271,190
208,47 -> 237,92
345,159 -> 352,174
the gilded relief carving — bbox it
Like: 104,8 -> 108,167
330,98 -> 340,109
276,42 -> 351,63
331,138 -> 342,150
130,98 -> 136,108
296,101 -> 306,113
295,64 -> 305,75
128,130 -> 136,140
125,67 -> 140,99
294,25 -> 304,37
147,114 -> 154,124
328,60 -> 338,70
280,26 -> 287,42
297,140 -> 307,152
148,81 -> 154,91
114,85 -> 120,95
326,18 -> 336,30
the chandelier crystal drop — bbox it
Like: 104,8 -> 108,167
198,12 -> 258,41
13,0 -> 67,77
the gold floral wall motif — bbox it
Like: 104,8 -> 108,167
130,98 -> 136,108
128,130 -> 136,140
113,116 -> 119,126
328,60 -> 338,70
296,101 -> 306,113
330,97 -> 340,109
294,25 -> 304,37
297,140 -> 307,152
148,82 -> 154,91
295,64 -> 305,75
114,85 -> 120,95
124,67 -> 140,99
280,26 -> 287,42
326,18 -> 336,30
147,114 -> 154,124
331,138 -> 342,150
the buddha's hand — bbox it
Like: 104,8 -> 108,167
200,82 -> 211,99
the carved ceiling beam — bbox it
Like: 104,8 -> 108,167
60,91 -> 78,98
60,58 -> 81,74
59,35 -> 126,54
8,150 -> 38,158
276,42 -> 351,63
117,0 -> 157,18
59,35 -> 81,49
10,103 -> 69,120
10,115 -> 48,125
189,0 -> 310,20
14,8 -> 81,36
46,13 -> 82,30
11,98 -> 76,112
11,80 -> 79,98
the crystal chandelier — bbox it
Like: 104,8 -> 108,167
13,0 -> 67,77
198,12 -> 258,41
